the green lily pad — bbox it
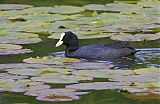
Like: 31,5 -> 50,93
23,56 -> 80,65
122,87 -> 148,93
25,88 -> 88,101
25,88 -> 77,96
110,33 -> 160,41
134,8 -> 160,15
49,31 -> 112,39
0,10 -> 21,19
0,80 -> 29,92
0,31 -> 42,44
0,44 -> 32,55
133,67 -> 160,75
105,3 -> 142,12
31,73 -> 92,84
9,14 -> 67,22
109,74 -> 159,83
0,43 -> 22,50
83,4 -> 107,11
7,68 -> 45,76
0,38 -> 42,44
72,70 -> 132,78
0,73 -> 28,80
51,6 -> 85,14
0,31 -> 39,39
27,84 -> 51,92
137,1 -> 160,8
0,4 -> 33,10
67,62 -> 114,70
20,7 -> 54,15
66,82 -> 130,90
83,3 -> 141,12
0,63 -> 52,69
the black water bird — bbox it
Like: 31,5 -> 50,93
55,31 -> 139,59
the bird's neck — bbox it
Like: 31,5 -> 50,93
66,45 -> 79,52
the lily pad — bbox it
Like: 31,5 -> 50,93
83,4 -> 107,11
51,6 -> 85,14
31,73 -> 92,84
137,1 -> 160,8
122,87 -> 148,94
110,33 -> 160,41
49,31 -> 112,39
9,14 -> 67,22
133,67 -> 160,75
0,63 -> 52,69
0,80 -> 29,92
25,88 -> 88,101
0,31 -> 42,44
0,4 -> 33,10
20,7 -> 54,15
0,44 -> 32,55
23,56 -> 80,65
7,68 -> 45,76
0,73 -> 28,80
66,82 -> 130,90
72,70 -> 132,78
67,62 -> 114,70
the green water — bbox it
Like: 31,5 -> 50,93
0,0 -> 160,104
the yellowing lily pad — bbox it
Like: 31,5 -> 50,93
133,67 -> 160,75
23,56 -> 80,65
7,68 -> 45,76
31,73 -> 92,84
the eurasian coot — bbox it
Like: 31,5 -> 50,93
55,31 -> 138,59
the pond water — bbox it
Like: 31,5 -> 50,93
0,0 -> 160,104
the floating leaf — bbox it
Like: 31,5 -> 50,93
110,33 -> 160,41
49,31 -> 112,39
133,67 -> 160,75
23,56 -> 80,65
52,6 -> 85,14
9,14 -> 67,22
0,63 -> 52,69
83,4 -> 107,11
0,4 -> 33,10
66,82 -> 130,90
20,7 -> 54,15
72,70 -> 132,78
0,31 -> 42,44
0,73 -> 28,80
67,62 -> 114,70
0,44 -> 32,55
31,73 -> 92,84
7,68 -> 45,76
137,1 -> 160,8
